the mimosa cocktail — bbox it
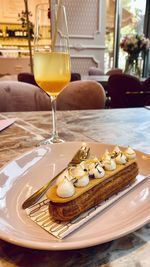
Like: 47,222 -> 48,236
34,3 -> 70,144
34,51 -> 70,97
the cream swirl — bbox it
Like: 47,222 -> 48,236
69,164 -> 86,179
68,164 -> 89,187
103,158 -> 116,171
74,175 -> 89,187
56,169 -> 70,186
88,162 -> 105,178
56,177 -> 75,198
124,146 -> 136,159
112,146 -> 121,157
115,153 -> 127,165
102,150 -> 111,161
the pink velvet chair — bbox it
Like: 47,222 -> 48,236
107,74 -> 145,108
18,72 -> 81,85
106,68 -> 123,76
88,67 -> 104,76
18,72 -> 39,87
0,81 -> 50,112
70,73 -> 81,81
57,80 -> 106,110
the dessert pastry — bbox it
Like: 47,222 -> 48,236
46,146 -> 139,221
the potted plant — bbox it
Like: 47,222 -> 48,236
120,33 -> 150,77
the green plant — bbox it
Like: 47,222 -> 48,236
18,0 -> 33,73
18,10 -> 33,38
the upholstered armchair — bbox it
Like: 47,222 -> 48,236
18,72 -> 39,87
57,80 -> 106,110
88,67 -> 104,76
18,72 -> 81,86
106,68 -> 123,76
0,81 -> 50,112
107,74 -> 145,108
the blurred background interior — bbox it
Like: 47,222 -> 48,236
0,0 -> 150,78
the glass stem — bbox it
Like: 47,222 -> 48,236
50,95 -> 59,142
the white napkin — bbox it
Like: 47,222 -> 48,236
0,118 -> 16,131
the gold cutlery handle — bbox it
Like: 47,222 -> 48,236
22,145 -> 90,209
22,167 -> 66,209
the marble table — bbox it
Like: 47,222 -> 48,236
0,108 -> 150,267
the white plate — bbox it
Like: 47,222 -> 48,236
0,142 -> 150,250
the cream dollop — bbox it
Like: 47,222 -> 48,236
124,146 -> 136,159
74,175 -> 89,187
102,150 -> 111,161
80,158 -> 101,169
68,164 -> 89,187
56,145 -> 136,198
56,169 -> 70,186
56,178 -> 75,198
69,164 -> 86,179
88,162 -> 105,178
112,146 -> 121,157
103,158 -> 116,171
115,153 -> 127,165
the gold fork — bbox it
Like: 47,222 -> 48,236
22,145 -> 90,209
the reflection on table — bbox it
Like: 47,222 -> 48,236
0,108 -> 150,267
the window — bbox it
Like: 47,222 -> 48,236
105,0 -> 147,75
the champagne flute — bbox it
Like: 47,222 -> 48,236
34,3 -> 71,144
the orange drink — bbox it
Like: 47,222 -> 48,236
34,3 -> 70,144
34,51 -> 70,97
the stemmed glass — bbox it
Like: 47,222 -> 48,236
34,3 -> 71,144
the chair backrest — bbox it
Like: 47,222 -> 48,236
18,72 -> 39,87
106,68 -> 123,76
88,67 -> 104,76
0,81 -> 50,112
107,74 -> 145,108
18,72 -> 81,85
56,80 -> 106,110
142,77 -> 150,106
71,73 -> 81,81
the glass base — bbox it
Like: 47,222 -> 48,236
39,136 -> 65,146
